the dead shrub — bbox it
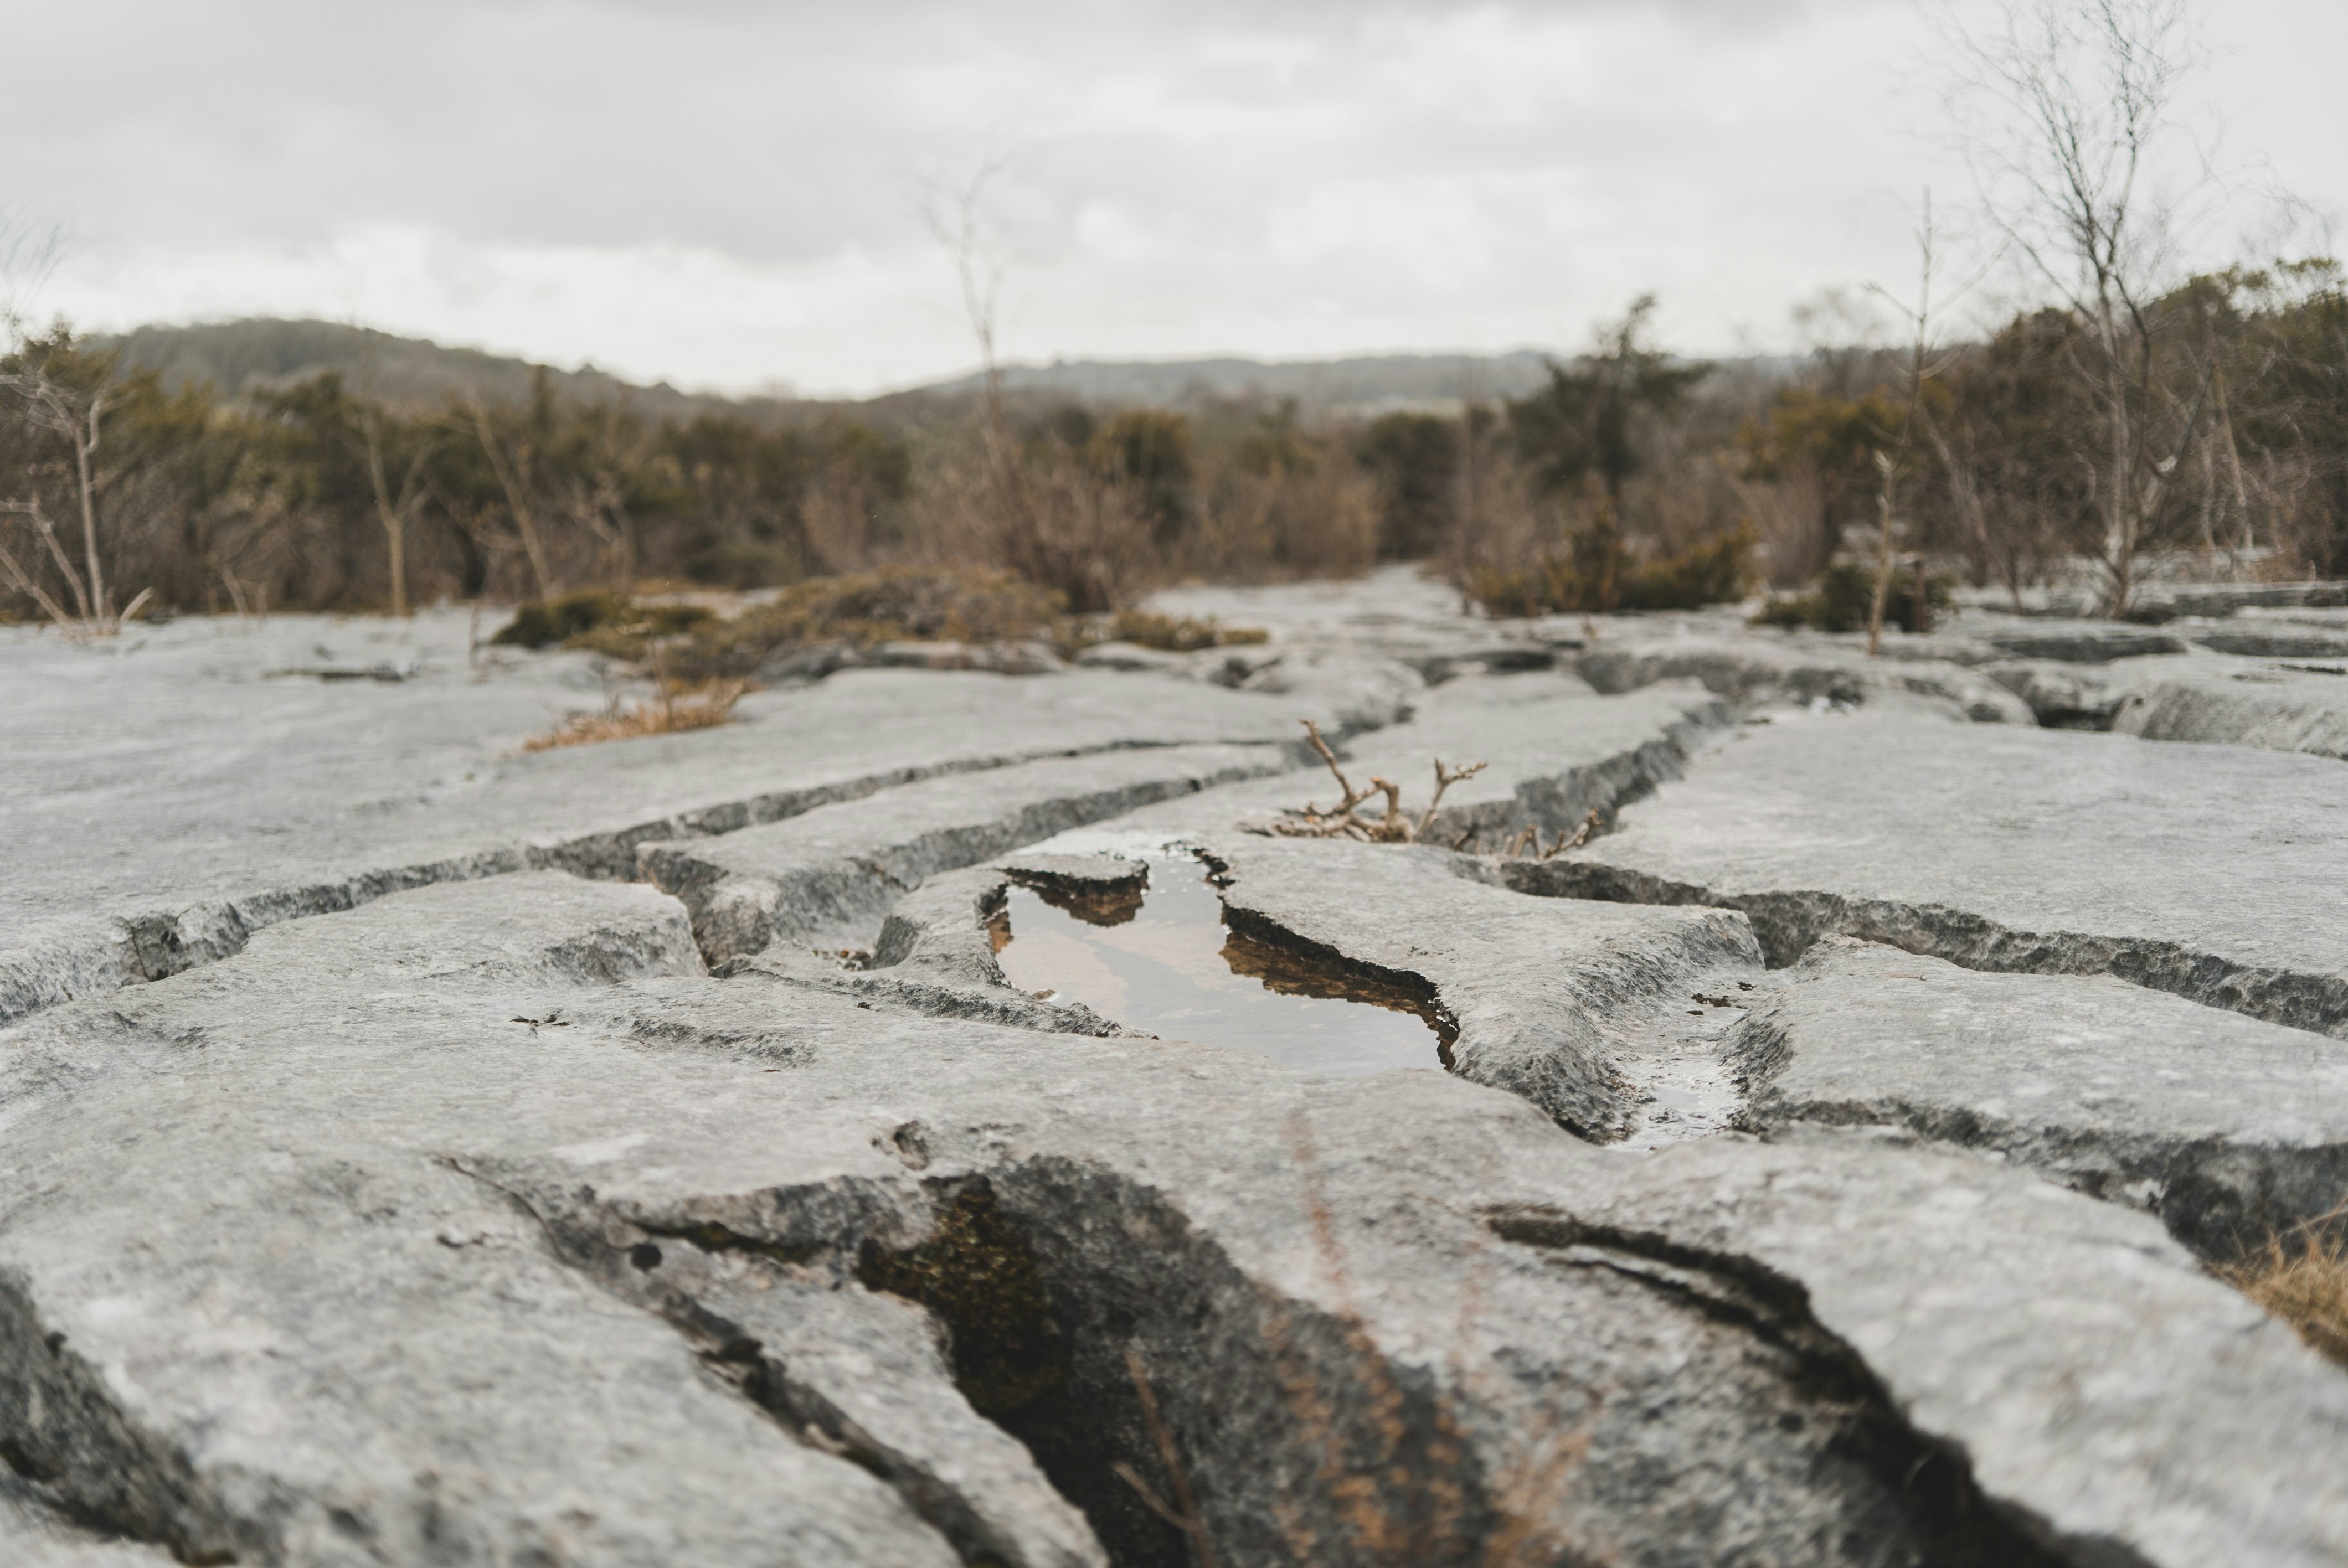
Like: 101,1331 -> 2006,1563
910,441 -> 1157,615
1464,517 -> 1757,618
520,675 -> 749,752
1185,447 -> 1381,582
1276,720 -> 1487,844
2223,1222 -> 2348,1366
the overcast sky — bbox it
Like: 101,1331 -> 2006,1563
4,0 -> 2340,397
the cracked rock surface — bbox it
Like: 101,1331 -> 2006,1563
1731,937 -> 2348,1258
9,876 -> 2347,1567
1552,699 -> 2348,1035
11,569 -> 2348,1568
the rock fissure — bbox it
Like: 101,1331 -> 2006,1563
440,1159 -> 1100,1568
2,739 -> 1295,1027
1481,1208 -> 2111,1568
1511,860 -> 2348,1039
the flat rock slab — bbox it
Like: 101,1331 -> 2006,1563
1544,702 -> 2348,1036
1578,633 -> 2035,722
2189,625 -> 2348,658
1979,625 -> 2192,662
0,642 -> 1339,1020
8,874 -> 2347,1567
1043,677 -> 1739,854
1206,835 -> 1762,1140
1733,937 -> 2348,1257
639,744 -> 1288,961
2112,664 -> 2348,760
1551,1132 -> 2348,1568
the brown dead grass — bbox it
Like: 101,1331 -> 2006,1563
2223,1227 -> 2348,1365
520,678 -> 749,752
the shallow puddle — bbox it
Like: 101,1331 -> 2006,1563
994,856 -> 1448,1074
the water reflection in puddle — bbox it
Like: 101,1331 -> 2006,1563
995,857 -> 1447,1075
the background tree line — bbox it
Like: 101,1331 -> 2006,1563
1,274 -> 2339,628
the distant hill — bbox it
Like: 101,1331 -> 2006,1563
100,318 -> 780,421
100,317 -> 1768,424
912,350 -> 1562,414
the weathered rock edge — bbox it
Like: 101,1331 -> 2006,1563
1730,938 -> 2348,1261
10,874 -> 2348,1566
642,746 -> 1288,964
1503,858 -> 2348,1039
1575,637 -> 2034,723
1203,838 -> 1762,1141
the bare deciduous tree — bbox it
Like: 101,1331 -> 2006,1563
1940,0 -> 2223,612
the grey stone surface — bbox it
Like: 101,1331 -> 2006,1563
19,574 -> 2348,1568
10,873 -> 2346,1566
639,744 -> 1287,962
1547,1132 -> 2348,1568
1578,633 -> 2035,723
1979,625 -> 2192,662
1732,937 -> 2348,1257
1049,675 -> 1741,857
0,878 -> 992,1568
2110,664 -> 2348,760
1,613 -> 1333,1020
1983,659 -> 2132,728
2126,580 -> 2348,621
2189,624 -> 2348,658
1206,835 -> 1763,1141
1540,701 -> 2348,1035
2,1480 -> 171,1566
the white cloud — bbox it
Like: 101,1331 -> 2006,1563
7,0 -> 2339,395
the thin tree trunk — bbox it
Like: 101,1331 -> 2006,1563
75,395 -> 110,621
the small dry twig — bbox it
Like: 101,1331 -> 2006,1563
1500,808 -> 1603,862
1275,719 -> 1486,844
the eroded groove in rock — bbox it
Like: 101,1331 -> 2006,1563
642,745 -> 1290,964
444,1159 -> 1106,1568
0,738 -> 1291,1027
1515,859 -> 2348,1039
1,1477 -> 181,1567
1206,838 -> 1764,1142
1729,938 -> 2348,1260
1539,708 -> 2348,1038
862,1165 -> 1498,1568
1482,1209 -> 2082,1568
1576,639 -> 2034,723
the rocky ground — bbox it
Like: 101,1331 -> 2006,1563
4,569 -> 2347,1567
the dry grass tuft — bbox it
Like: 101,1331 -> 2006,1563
2223,1225 -> 2348,1365
521,677 -> 749,752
